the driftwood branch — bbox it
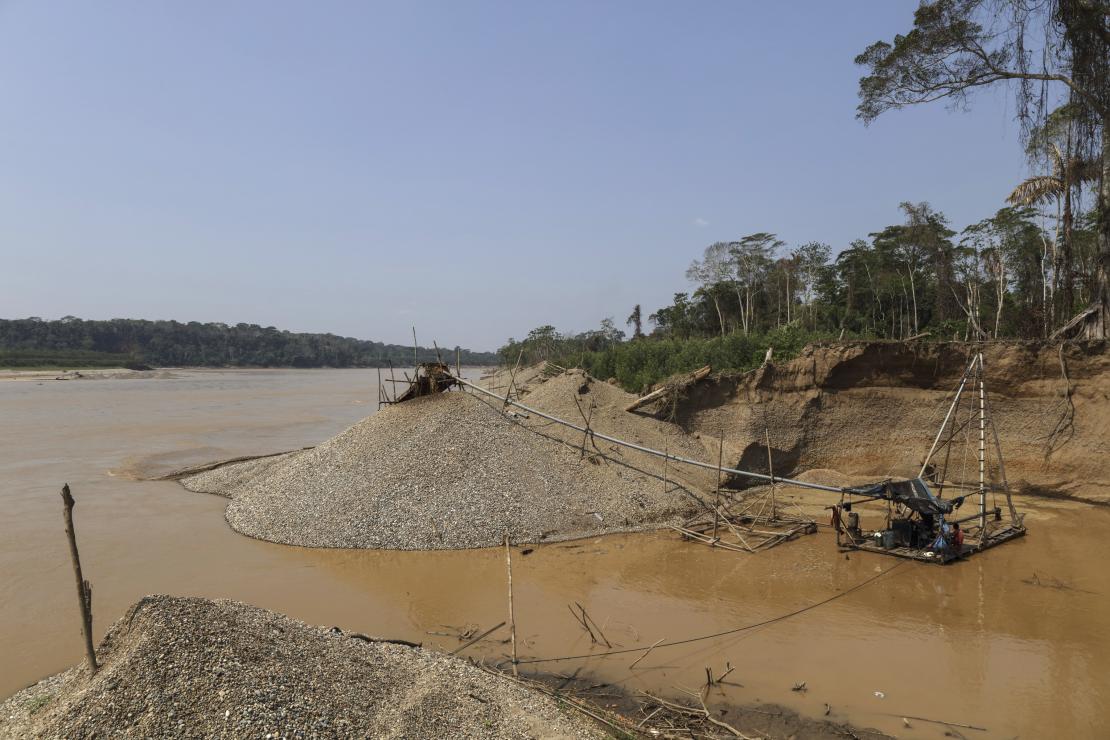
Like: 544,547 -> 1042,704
61,484 -> 97,674
625,365 -> 711,412
347,633 -> 422,648
448,621 -> 507,656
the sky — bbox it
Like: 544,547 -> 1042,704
0,1 -> 1032,350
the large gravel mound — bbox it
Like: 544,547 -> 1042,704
0,596 -> 605,739
183,389 -> 709,549
517,370 -> 720,493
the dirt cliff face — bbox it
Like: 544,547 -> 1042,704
672,341 -> 1110,505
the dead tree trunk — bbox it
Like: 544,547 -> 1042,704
61,484 -> 97,674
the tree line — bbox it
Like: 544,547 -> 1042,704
498,194 -> 1099,389
0,317 -> 498,368
498,1 -> 1108,391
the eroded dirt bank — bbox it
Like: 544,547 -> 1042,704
662,341 -> 1109,504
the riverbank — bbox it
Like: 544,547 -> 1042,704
0,368 -> 168,382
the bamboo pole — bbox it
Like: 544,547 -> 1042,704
977,353 -> 987,533
60,484 -> 97,674
412,326 -> 419,368
765,427 -> 775,521
503,348 -> 524,409
919,355 -> 977,478
505,535 -> 518,676
662,440 -> 669,494
712,433 -> 723,540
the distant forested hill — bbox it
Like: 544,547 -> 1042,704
0,317 -> 498,368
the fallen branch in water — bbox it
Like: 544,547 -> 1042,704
346,633 -> 422,648
879,711 -> 986,732
448,622 -> 506,656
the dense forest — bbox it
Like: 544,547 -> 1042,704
0,317 -> 497,368
500,1 -> 1109,391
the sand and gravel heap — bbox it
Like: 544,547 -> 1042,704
514,369 -> 719,492
183,384 -> 710,549
0,596 -> 604,740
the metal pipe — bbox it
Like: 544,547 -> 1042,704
951,508 -> 999,526
454,375 -> 862,496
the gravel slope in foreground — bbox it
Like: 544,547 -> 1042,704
182,390 -> 710,549
0,596 -> 605,740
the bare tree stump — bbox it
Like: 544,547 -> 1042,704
61,484 -> 97,674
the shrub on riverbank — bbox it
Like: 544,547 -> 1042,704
504,327 -> 837,392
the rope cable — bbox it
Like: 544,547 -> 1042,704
514,560 -> 908,665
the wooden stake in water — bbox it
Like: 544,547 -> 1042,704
712,433 -> 723,540
388,360 -> 397,403
662,440 -> 669,494
505,535 -> 518,676
977,352 -> 987,534
61,484 -> 97,674
765,426 -> 775,521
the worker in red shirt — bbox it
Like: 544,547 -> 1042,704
952,522 -> 964,557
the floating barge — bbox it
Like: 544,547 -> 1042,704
829,351 -> 1026,564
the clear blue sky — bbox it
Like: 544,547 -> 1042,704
0,1 -> 1029,350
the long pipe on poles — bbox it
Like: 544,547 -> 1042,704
453,375 -> 864,497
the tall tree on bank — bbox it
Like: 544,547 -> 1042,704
1008,108 -> 1102,322
730,233 -> 781,335
686,243 -> 733,336
855,0 -> 1110,339
626,304 -> 644,339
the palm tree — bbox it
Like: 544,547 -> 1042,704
1008,143 -> 1099,323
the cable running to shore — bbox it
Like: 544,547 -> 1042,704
513,560 -> 908,665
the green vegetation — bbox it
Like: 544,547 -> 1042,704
502,1 -> 1110,389
499,198 -> 1097,391
0,317 -> 497,369
23,694 -> 51,715
0,349 -> 138,369
500,324 -> 836,392
854,0 -> 1109,339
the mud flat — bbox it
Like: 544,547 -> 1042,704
0,595 -> 605,740
182,378 -> 713,549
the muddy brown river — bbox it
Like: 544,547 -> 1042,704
1,369 -> 1107,737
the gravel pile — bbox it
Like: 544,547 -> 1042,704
182,387 -> 710,549
0,596 -> 605,740
516,369 -> 720,493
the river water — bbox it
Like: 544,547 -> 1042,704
1,369 -> 1107,738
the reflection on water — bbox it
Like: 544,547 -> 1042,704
1,369 -> 1106,738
